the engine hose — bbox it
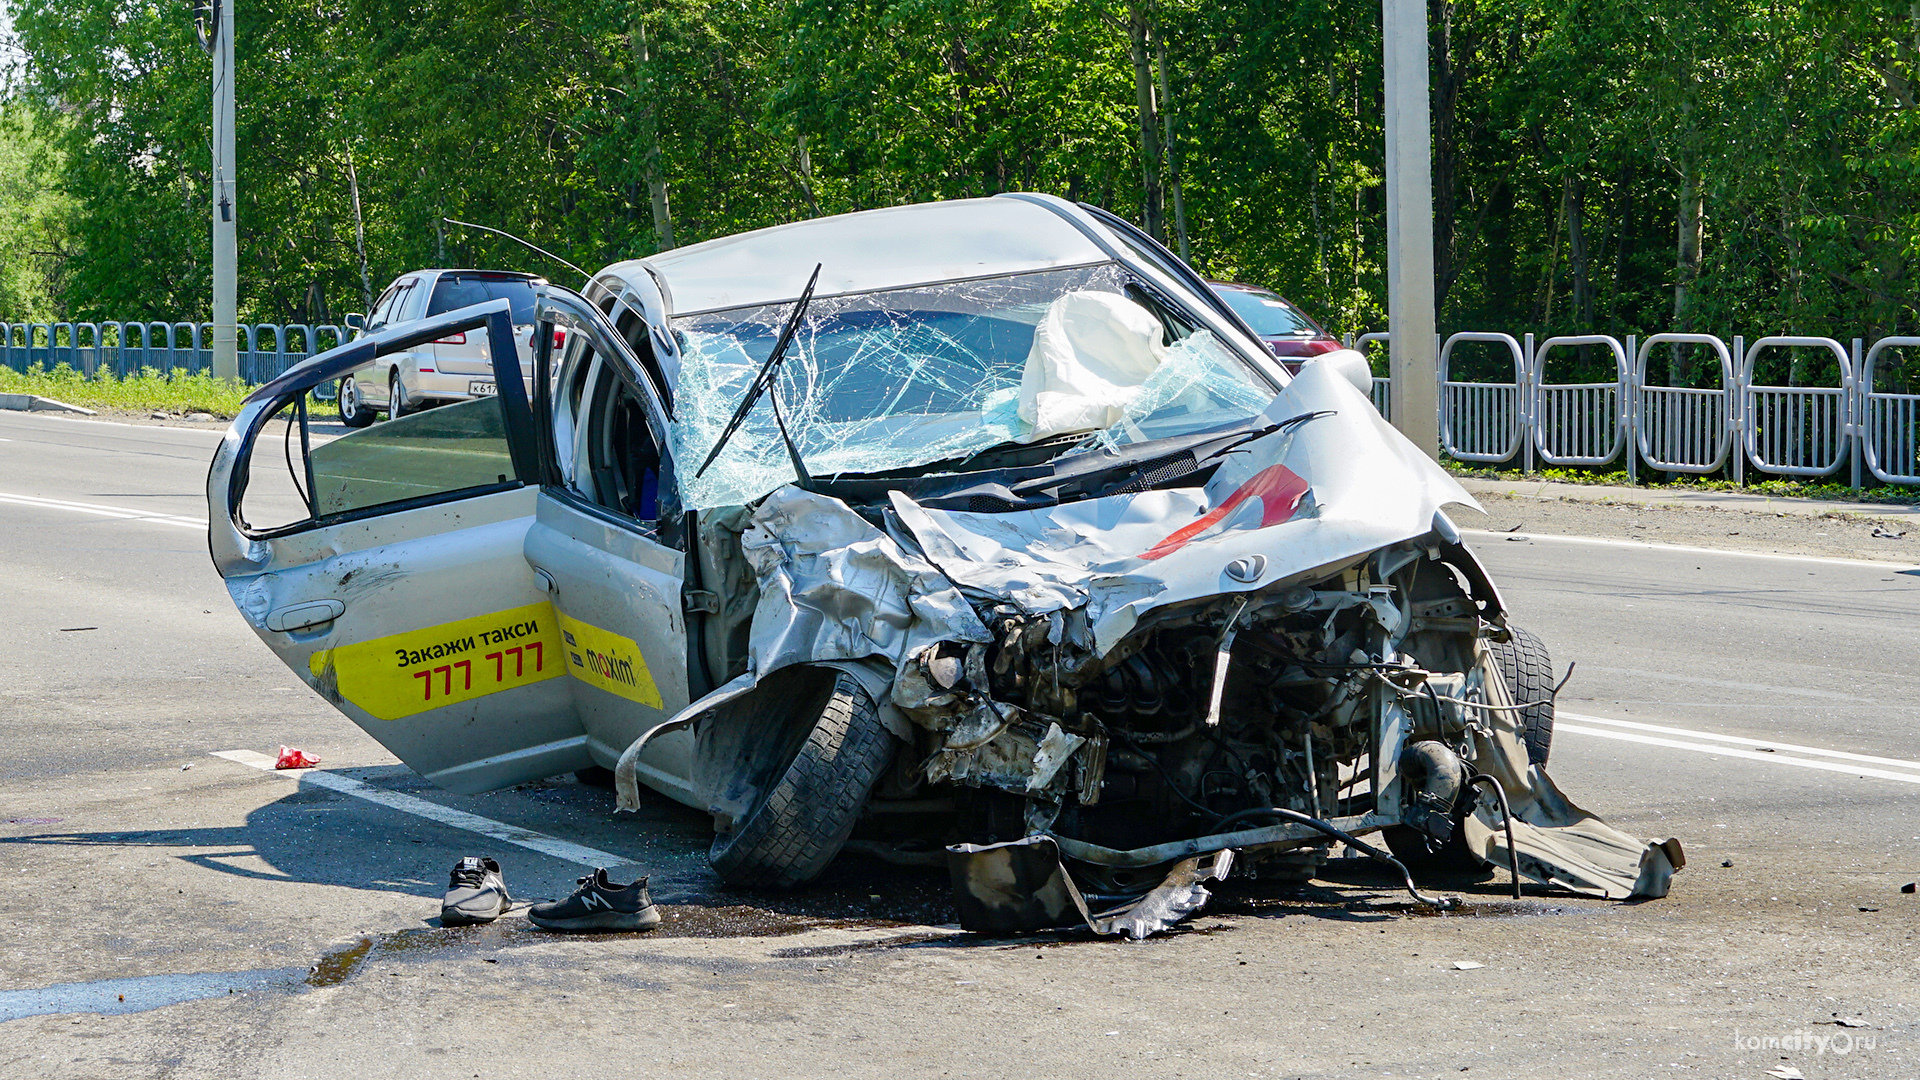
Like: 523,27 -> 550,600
1209,806 -> 1462,911
1465,773 -> 1522,900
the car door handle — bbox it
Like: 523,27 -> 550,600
265,599 -> 345,632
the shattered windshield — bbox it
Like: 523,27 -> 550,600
671,263 -> 1278,509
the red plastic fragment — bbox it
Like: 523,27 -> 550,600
275,746 -> 320,770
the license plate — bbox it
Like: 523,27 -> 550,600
469,381 -> 497,396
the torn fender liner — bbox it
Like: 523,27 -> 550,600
1457,649 -> 1685,898
613,673 -> 756,812
947,836 -> 1232,939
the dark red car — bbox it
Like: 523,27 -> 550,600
1208,281 -> 1342,372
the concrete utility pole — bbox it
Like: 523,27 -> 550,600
206,0 -> 238,381
1382,0 -> 1438,458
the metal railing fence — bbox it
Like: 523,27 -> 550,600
1341,327 -> 1920,488
1740,336 -> 1854,482
1438,332 -> 1528,463
1633,334 -> 1734,477
1533,335 -> 1627,466
2,321 -> 350,386
1862,337 -> 1920,485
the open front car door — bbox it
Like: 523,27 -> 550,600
207,299 -> 592,793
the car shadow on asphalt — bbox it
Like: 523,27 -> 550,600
1,770 -> 1590,945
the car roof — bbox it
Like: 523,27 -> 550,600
600,196 -> 1112,317
1208,280 -> 1291,301
415,269 -> 543,282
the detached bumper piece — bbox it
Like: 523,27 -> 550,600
947,835 -> 1233,940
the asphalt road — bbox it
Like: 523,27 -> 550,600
2,409 -> 1916,1079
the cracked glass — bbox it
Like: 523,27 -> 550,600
670,263 -> 1279,509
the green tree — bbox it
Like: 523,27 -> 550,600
0,101 -> 71,320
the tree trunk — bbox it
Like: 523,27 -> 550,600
1484,177 -> 1514,318
1673,155 -> 1703,383
1564,174 -> 1592,330
346,147 -> 372,312
631,18 -> 675,252
1430,0 -> 1462,315
794,132 -> 823,217
1540,174 -> 1564,327
1126,0 -> 1164,244
1153,25 -> 1187,260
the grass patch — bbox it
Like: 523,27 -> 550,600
0,362 -> 257,418
1445,462 -> 1920,507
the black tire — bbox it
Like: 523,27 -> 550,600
708,671 -> 894,889
337,376 -> 375,427
1488,624 -> 1554,765
388,370 -> 410,419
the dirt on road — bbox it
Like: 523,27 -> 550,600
1459,487 -> 1920,565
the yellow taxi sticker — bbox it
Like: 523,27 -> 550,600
556,611 -> 664,709
309,602 -> 565,721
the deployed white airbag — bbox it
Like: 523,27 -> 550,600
1017,291 -> 1167,440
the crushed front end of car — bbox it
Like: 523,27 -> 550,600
613,252 -> 1681,937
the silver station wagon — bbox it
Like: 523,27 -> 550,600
209,195 -> 1681,936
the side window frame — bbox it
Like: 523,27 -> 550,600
531,287 -> 682,544
228,300 -> 541,539
365,285 -> 399,333
390,277 -> 420,324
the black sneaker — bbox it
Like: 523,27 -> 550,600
441,856 -> 511,926
528,868 -> 661,932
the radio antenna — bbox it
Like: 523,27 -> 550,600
442,218 -> 589,281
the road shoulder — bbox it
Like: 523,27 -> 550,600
1456,477 -> 1920,564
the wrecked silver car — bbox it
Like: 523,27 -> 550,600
208,194 -> 1681,937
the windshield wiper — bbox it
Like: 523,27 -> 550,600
695,263 -> 821,483
1198,409 -> 1336,462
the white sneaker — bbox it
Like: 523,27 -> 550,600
441,856 -> 511,925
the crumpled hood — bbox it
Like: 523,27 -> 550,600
889,361 -> 1480,652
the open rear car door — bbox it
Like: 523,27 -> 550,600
207,300 -> 592,793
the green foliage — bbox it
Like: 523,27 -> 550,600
1,0 -> 1917,382
0,101 -> 71,320
0,362 -> 254,417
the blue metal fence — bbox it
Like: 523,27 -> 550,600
2,321 -> 351,386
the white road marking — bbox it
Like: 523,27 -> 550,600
0,413 -> 232,436
1558,721 -> 1920,786
1464,528 -> 1917,572
0,490 -> 208,529
1562,712 -> 1920,771
211,750 -> 635,868
1575,666 -> 1873,702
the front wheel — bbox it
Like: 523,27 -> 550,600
337,376 -> 375,427
708,670 -> 895,889
388,371 -> 411,419
1488,625 -> 1554,766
